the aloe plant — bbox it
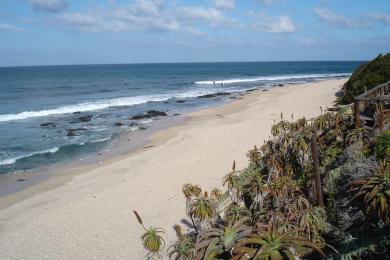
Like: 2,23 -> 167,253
223,161 -> 241,202
346,127 -> 370,145
133,210 -> 165,256
194,218 -> 252,259
189,192 -> 217,223
168,225 -> 195,260
351,161 -> 390,223
231,222 -> 324,259
224,203 -> 250,226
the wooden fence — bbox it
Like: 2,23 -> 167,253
354,81 -> 390,128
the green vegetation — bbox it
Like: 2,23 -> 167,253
338,53 -> 390,104
134,108 -> 390,258
134,98 -> 390,258
134,108 -> 390,259
133,210 -> 165,258
375,130 -> 390,160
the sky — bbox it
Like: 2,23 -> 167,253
0,0 -> 389,66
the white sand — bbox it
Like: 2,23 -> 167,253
0,79 -> 346,259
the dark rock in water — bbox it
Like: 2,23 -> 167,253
230,96 -> 238,99
173,113 -> 180,116
131,110 -> 167,120
197,92 -> 231,99
131,114 -> 145,120
69,115 -> 93,123
138,126 -> 148,130
262,89 -> 269,92
176,100 -> 186,103
246,89 -> 257,92
129,122 -> 139,127
40,122 -> 56,128
17,178 -> 26,182
147,110 -> 167,117
66,128 -> 87,137
73,111 -> 82,114
79,115 -> 93,122
163,101 -> 170,104
277,84 -> 284,87
67,128 -> 87,131
115,122 -> 123,127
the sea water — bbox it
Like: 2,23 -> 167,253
0,61 -> 362,174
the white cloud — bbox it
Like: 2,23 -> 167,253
27,0 -> 68,13
313,8 -> 365,28
248,12 -> 295,33
176,6 -> 240,28
0,23 -> 26,32
366,13 -> 390,25
212,0 -> 235,10
56,1 -> 240,34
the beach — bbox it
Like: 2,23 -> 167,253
0,78 -> 346,259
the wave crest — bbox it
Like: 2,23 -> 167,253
194,73 -> 351,85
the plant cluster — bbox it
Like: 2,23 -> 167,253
134,109 -> 390,259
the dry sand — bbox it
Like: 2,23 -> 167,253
0,79 -> 346,259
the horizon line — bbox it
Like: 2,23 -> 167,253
0,59 -> 367,69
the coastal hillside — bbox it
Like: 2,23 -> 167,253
134,62 -> 390,259
338,53 -> 390,104
135,108 -> 390,259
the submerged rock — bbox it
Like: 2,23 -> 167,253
40,122 -> 56,128
78,115 -> 93,122
69,115 -> 93,124
115,122 -> 123,127
176,100 -> 186,103
130,110 -> 168,120
66,128 -> 87,137
197,92 -> 231,99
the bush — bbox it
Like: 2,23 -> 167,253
338,53 -> 390,104
375,130 -> 390,160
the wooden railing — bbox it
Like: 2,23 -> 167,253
354,81 -> 390,128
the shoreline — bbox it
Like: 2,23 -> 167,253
0,78 -> 347,259
0,88 -> 258,209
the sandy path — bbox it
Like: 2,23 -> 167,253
0,79 -> 345,259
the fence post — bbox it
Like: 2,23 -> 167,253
354,99 -> 360,128
311,135 -> 324,207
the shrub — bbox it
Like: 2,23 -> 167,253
375,130 -> 390,160
338,53 -> 390,104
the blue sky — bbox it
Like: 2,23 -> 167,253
0,0 -> 389,66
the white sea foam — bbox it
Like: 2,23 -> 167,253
0,72 -> 350,123
194,73 -> 351,85
140,119 -> 153,124
0,147 -> 60,166
129,127 -> 139,132
0,89 -> 229,123
90,136 -> 112,143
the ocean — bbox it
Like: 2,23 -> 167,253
0,61 -> 362,174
